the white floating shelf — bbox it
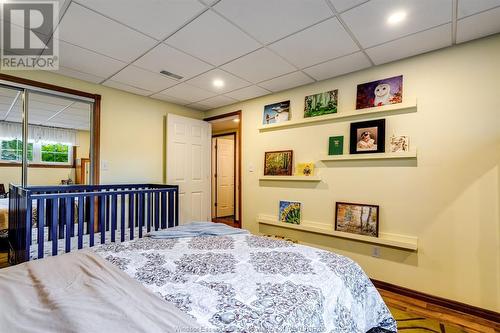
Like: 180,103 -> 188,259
320,150 -> 417,161
259,175 -> 321,182
257,215 -> 418,251
258,101 -> 417,132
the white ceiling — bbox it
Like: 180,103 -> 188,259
12,0 -> 500,111
0,87 -> 91,131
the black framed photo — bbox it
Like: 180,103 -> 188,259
349,119 -> 386,154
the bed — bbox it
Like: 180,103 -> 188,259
3,184 -> 397,333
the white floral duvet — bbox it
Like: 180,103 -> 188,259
94,234 -> 396,333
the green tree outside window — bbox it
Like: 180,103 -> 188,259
41,143 -> 70,163
0,139 -> 33,161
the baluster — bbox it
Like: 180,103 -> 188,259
78,196 -> 84,249
37,199 -> 45,259
147,192 -> 152,233
154,192 -> 160,231
168,190 -> 175,228
65,197 -> 71,253
99,195 -> 105,244
138,193 -> 144,238
51,199 -> 58,256
89,196 -> 95,247
120,193 -> 125,242
129,192 -> 135,240
111,194 -> 117,243
161,191 -> 167,229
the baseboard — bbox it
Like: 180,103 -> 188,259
371,279 -> 500,323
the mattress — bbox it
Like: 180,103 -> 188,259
92,233 -> 397,332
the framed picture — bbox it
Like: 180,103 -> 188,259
264,150 -> 293,176
389,135 -> 409,153
263,100 -> 290,125
356,75 -> 403,109
279,200 -> 301,225
328,136 -> 344,155
295,162 -> 314,176
304,89 -> 338,118
335,202 -> 379,237
349,119 -> 386,154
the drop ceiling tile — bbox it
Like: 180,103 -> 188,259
75,0 -> 205,40
53,66 -> 106,84
102,80 -> 152,96
258,71 -> 314,92
303,52 -> 371,80
341,0 -> 452,48
165,10 -> 260,66
214,0 -> 333,44
185,69 -> 251,93
221,48 -> 295,83
225,85 -> 270,101
158,83 -> 217,103
50,41 -> 127,79
150,93 -> 192,105
187,102 -> 212,111
328,0 -> 368,13
458,0 -> 500,18
197,95 -> 238,109
366,24 -> 451,65
269,17 -> 359,69
134,43 -> 213,81
456,7 -> 500,43
58,3 -> 157,62
109,66 -> 178,92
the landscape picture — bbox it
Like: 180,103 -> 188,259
263,100 -> 290,125
356,75 -> 403,109
279,200 -> 302,225
264,150 -> 293,176
335,202 -> 379,237
304,89 -> 338,118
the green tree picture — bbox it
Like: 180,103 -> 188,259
304,89 -> 338,118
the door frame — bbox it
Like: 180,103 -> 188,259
212,132 -> 236,219
204,110 -> 242,226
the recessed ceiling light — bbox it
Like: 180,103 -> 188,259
387,11 -> 407,25
233,118 -> 240,123
213,79 -> 224,88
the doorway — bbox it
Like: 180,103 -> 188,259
204,111 -> 241,228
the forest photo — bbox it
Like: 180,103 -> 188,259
304,89 -> 338,118
335,202 -> 379,237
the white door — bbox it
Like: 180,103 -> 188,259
167,114 -> 211,224
216,137 -> 235,217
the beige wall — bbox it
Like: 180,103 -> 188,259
0,69 -> 203,186
204,35 -> 500,311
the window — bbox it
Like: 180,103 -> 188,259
0,139 -> 33,161
0,139 -> 71,165
41,143 -> 70,163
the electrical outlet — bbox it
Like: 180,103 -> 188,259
372,246 -> 381,258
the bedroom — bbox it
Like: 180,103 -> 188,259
0,0 -> 499,332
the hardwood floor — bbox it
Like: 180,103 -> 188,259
212,216 -> 240,228
0,251 -> 8,269
379,288 -> 500,332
